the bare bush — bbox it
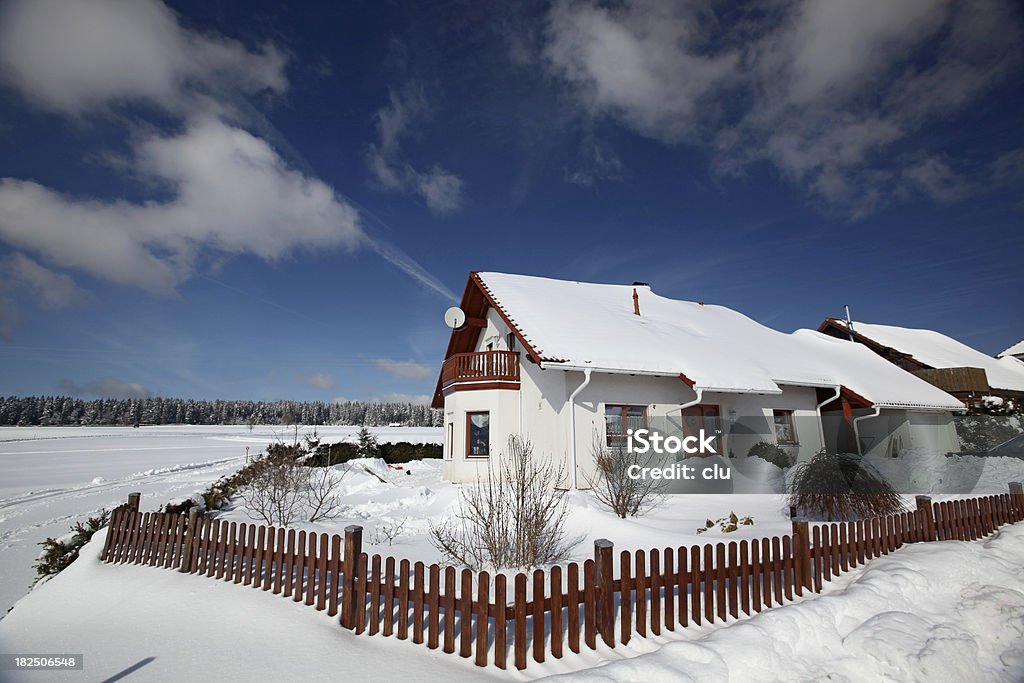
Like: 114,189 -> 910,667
242,444 -> 348,526
370,518 -> 407,546
787,451 -> 904,521
430,435 -> 580,570
304,462 -> 346,522
586,433 -> 663,518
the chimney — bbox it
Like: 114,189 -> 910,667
633,288 -> 641,316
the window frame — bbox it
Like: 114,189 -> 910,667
772,409 -> 798,445
604,404 -> 649,447
465,411 -> 490,458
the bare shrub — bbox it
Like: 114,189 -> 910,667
242,443 -> 347,526
370,518 -> 407,546
304,462 -> 346,522
586,433 -> 662,518
430,435 -> 580,570
787,451 -> 904,521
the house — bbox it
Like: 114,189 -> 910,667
819,319 -> 1024,406
433,273 -> 964,486
998,340 -> 1024,362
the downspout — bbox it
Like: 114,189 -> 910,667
666,388 -> 706,449
568,368 -> 592,489
815,386 -> 841,452
852,407 -> 881,456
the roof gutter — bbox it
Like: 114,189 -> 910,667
568,368 -> 592,490
852,406 -> 882,457
815,386 -> 841,452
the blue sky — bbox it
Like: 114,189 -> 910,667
0,0 -> 1021,403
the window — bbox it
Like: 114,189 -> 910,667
605,405 -> 647,446
466,412 -> 490,457
446,422 -> 454,460
681,404 -> 723,455
773,409 -> 798,445
506,333 -> 517,351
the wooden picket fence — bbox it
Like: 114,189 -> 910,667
101,484 -> 1024,670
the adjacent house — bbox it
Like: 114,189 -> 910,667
998,340 -> 1024,362
433,273 -> 964,486
819,319 -> 1024,405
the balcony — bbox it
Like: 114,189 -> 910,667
440,350 -> 521,392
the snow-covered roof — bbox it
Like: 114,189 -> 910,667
998,339 -> 1024,358
832,320 -> 1024,393
475,273 -> 964,411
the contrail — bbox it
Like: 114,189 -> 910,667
222,96 -> 458,303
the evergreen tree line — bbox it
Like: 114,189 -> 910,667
0,395 -> 442,428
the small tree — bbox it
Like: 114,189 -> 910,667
356,425 -> 379,458
430,435 -> 580,570
586,433 -> 662,518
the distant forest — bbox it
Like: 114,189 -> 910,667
0,396 -> 442,427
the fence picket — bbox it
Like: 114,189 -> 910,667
635,550 -> 647,637
584,560 -> 596,650
514,573 -> 527,670
443,566 -> 456,654
664,547 -> 676,631
461,567 -> 473,658
397,559 -> 410,638
552,565 -> 564,657
495,574 -> 507,669
650,549 -> 661,635
475,571 -> 489,667
750,540 -> 762,613
413,562 -> 425,644
532,569 -> 545,663
567,563 -> 580,654
383,556 -> 396,634
427,564 -> 440,648
369,555 -> 382,636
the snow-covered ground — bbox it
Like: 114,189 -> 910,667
2,507 -> 1023,681
3,426 -> 1024,681
0,425 -> 441,615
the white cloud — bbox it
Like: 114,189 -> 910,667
543,0 -> 1023,215
0,0 -> 457,312
0,117 -> 361,293
59,377 -> 152,399
3,253 -> 84,308
544,0 -> 739,144
366,84 -> 465,216
0,0 -> 286,115
293,372 -> 337,390
373,358 -> 433,380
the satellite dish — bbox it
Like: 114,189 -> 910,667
444,306 -> 467,329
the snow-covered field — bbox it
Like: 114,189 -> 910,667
0,425 -> 441,615
3,426 -> 1024,681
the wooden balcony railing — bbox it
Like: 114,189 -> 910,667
440,350 -> 520,389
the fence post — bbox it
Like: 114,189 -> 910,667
179,509 -> 199,573
791,520 -> 811,591
127,492 -> 141,512
594,539 -> 615,648
915,495 -> 935,542
1010,483 -> 1024,522
341,525 -> 363,629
